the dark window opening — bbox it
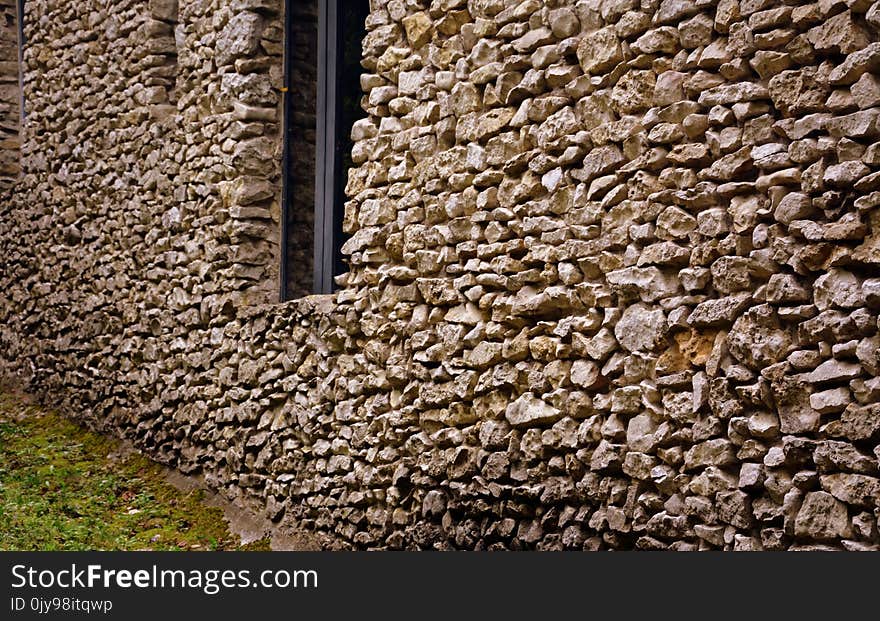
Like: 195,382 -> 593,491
281,0 -> 369,300
145,0 -> 180,105
16,0 -> 24,118
0,0 -> 23,186
281,0 -> 318,300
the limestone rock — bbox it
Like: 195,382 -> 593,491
765,274 -> 811,304
807,10 -> 871,54
402,12 -> 433,48
794,492 -> 852,540
656,206 -> 697,239
699,83 -> 769,107
820,474 -> 880,508
727,304 -> 793,369
806,360 -> 862,384
549,8 -> 579,39
570,359 -> 603,389
632,27 -> 681,55
813,269 -> 865,310
710,256 -> 751,294
655,0 -> 700,25
768,68 -> 829,116
826,109 -> 880,138
814,441 -> 878,474
577,28 -> 622,75
688,293 -> 752,328
828,42 -> 880,85
835,403 -> 880,441
615,304 -> 668,353
684,439 -> 737,470
774,192 -> 815,224
505,393 -> 564,428
577,145 -> 625,183
591,440 -> 625,472
809,388 -> 851,415
606,267 -> 679,303
703,147 -> 753,181
611,71 -> 657,114
216,12 -> 265,66
772,377 -> 821,434
852,73 -> 880,109
626,413 -> 658,453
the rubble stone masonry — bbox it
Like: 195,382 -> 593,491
1,0 -> 879,549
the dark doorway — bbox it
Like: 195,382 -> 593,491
281,0 -> 369,300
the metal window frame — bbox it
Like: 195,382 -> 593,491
16,0 -> 25,120
280,0 -> 342,300
313,0 -> 340,296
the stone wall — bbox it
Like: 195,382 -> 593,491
1,0 -> 879,550
0,0 -> 19,187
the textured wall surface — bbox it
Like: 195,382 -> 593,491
1,0 -> 880,550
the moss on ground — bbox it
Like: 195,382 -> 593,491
0,391 -> 270,551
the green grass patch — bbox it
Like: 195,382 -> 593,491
0,391 -> 270,551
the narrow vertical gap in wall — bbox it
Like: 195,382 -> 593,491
15,0 -> 22,119
146,0 -> 179,105
312,0 -> 335,297
327,0 -> 369,291
281,0 -> 318,301
281,0 -> 369,300
0,0 -> 23,187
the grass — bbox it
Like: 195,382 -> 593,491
0,391 -> 270,551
